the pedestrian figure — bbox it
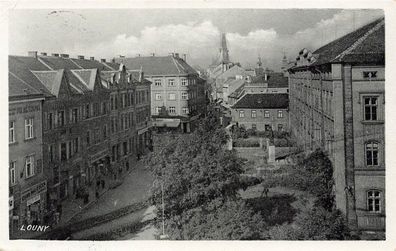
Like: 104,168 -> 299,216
261,186 -> 270,198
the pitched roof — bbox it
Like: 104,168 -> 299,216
231,93 -> 289,109
251,72 -> 288,88
312,18 -> 384,65
224,78 -> 245,94
9,72 -> 43,98
217,65 -> 251,79
115,56 -> 198,76
8,55 -> 53,97
69,58 -> 113,71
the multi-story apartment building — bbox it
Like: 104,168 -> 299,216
116,54 -> 205,133
9,52 -> 152,228
9,62 -> 47,233
288,18 -> 385,233
230,93 -> 289,132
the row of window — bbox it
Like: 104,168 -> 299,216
239,110 -> 284,118
154,78 -> 194,87
111,137 -> 136,162
155,106 -> 189,115
9,118 -> 34,143
9,155 -> 36,185
155,92 -> 189,101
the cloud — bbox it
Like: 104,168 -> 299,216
63,9 -> 385,71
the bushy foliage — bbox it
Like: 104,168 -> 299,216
145,106 -> 268,239
165,199 -> 269,240
269,206 -> 351,240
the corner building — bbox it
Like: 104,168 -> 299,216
288,18 -> 385,233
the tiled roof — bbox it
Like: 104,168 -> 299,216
217,65 -> 252,79
70,58 -> 112,71
312,18 -> 384,65
251,73 -> 288,88
229,84 -> 245,99
9,72 -> 43,98
115,56 -> 198,76
8,55 -> 53,97
225,79 -> 245,94
231,93 -> 289,109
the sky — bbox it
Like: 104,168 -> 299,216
9,9 -> 384,71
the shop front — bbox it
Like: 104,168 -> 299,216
19,180 -> 47,226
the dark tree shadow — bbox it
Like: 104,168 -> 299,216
246,194 -> 298,226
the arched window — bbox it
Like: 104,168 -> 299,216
365,142 -> 379,166
367,190 -> 382,213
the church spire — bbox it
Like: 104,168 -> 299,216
219,33 -> 230,64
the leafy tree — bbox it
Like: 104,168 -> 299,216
165,198 -> 269,240
269,206 -> 351,240
145,106 -> 267,239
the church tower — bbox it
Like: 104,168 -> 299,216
219,33 -> 230,64
281,53 -> 288,76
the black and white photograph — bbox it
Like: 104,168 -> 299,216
3,1 -> 395,249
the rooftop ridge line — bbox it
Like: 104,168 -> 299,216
334,19 -> 385,62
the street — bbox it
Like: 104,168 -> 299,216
69,160 -> 155,239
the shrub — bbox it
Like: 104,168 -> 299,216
233,139 -> 260,147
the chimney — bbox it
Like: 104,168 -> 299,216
52,53 -> 59,57
151,53 -> 155,56
90,56 -> 95,61
175,53 -> 179,58
136,53 -> 141,57
77,55 -> 85,60
101,58 -> 106,62
40,52 -> 47,56
60,54 -> 69,58
183,54 -> 187,61
28,51 -> 38,58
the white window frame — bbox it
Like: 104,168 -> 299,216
169,106 -> 176,114
10,161 -> 16,185
182,107 -> 189,114
181,92 -> 188,100
239,110 -> 245,118
155,93 -> 162,100
363,96 -> 378,121
25,155 -> 35,178
264,110 -> 270,118
168,79 -> 175,86
278,110 -> 283,118
154,79 -> 162,86
251,110 -> 257,118
367,190 -> 382,213
181,78 -> 188,86
168,93 -> 176,101
365,142 -> 379,166
24,118 -> 34,139
9,121 -> 15,143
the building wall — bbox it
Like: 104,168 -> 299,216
149,75 -> 190,117
288,70 -> 334,153
231,108 -> 289,132
288,63 -> 385,231
9,97 -> 47,230
351,65 -> 385,230
42,86 -> 111,217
